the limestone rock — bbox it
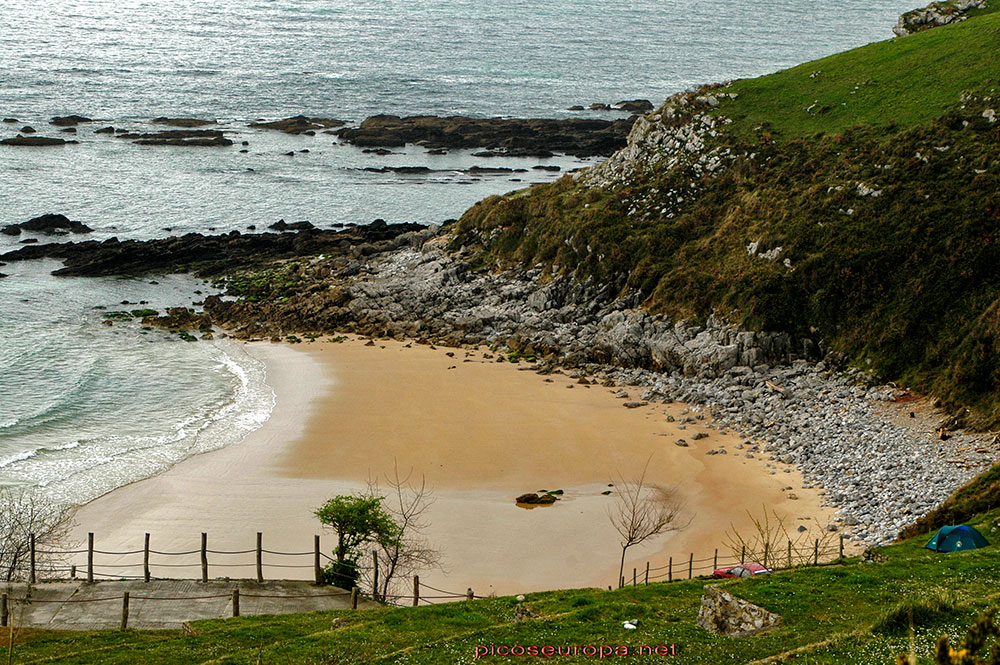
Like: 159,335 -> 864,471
697,585 -> 782,637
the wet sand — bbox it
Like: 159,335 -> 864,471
70,337 -> 835,596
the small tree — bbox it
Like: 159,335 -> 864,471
724,505 -> 837,569
364,465 -> 439,603
315,494 -> 400,590
608,458 -> 685,588
0,487 -> 74,583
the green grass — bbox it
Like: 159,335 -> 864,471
716,5 -> 1000,139
6,510 -> 1000,664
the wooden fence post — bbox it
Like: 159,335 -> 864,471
467,588 -> 474,601
87,532 -> 94,583
413,575 -> 419,607
645,562 -> 649,585
814,538 -> 819,566
314,535 -> 322,585
256,532 -> 263,583
121,591 -> 129,630
201,533 -> 208,583
713,548 -> 718,571
1,593 -> 7,627
29,533 -> 36,584
372,550 -> 379,602
144,533 -> 150,583
687,553 -> 692,579
632,567 -> 637,586
70,565 -> 76,579
351,587 -> 358,610
839,534 -> 845,562
788,540 -> 792,568
232,588 -> 240,617
763,543 -> 769,569
741,545 -> 746,564
668,557 -> 672,582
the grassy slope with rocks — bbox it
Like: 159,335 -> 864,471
452,7 -> 1000,427
6,509 -> 1000,664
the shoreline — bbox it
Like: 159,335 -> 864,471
69,336 -> 836,596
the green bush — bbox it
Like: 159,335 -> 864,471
322,559 -> 360,590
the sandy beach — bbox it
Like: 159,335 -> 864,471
70,337 -> 836,596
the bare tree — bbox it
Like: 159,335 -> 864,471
723,505 -> 837,569
0,487 -> 74,583
608,458 -> 686,588
363,464 -> 439,603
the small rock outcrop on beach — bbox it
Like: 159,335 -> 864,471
892,0 -> 987,35
336,114 -> 637,157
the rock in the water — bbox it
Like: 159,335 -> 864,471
50,115 -> 93,126
2,118 -> 17,123
12,214 -> 93,234
336,114 -> 636,157
268,219 -> 315,232
1,136 -> 77,146
615,99 -> 654,113
117,129 -> 233,147
153,117 -> 217,128
249,115 -> 345,134
94,126 -> 116,134
20,126 -> 35,133
1,225 -> 21,236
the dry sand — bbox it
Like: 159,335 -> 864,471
70,337 -> 836,597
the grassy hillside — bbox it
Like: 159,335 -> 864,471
6,509 -> 999,664
901,461 -> 1000,539
452,9 -> 1000,425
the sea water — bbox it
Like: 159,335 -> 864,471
0,0 -> 915,504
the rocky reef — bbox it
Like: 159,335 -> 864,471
336,114 -> 637,157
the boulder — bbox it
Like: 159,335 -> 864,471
268,219 -> 315,231
117,129 -> 233,146
697,586 -> 782,637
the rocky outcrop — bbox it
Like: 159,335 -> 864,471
153,117 -> 217,128
116,129 -> 233,147
0,136 -> 78,146
336,114 -> 637,157
893,0 -> 987,36
697,586 -> 782,637
582,88 -> 738,190
249,115 -> 345,134
50,115 -> 93,126
2,214 -> 93,235
0,222 -> 426,277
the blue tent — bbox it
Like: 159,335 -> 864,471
925,525 -> 990,552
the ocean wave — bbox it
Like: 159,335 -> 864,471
2,339 -> 274,506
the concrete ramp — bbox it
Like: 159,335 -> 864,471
2,580 -> 373,630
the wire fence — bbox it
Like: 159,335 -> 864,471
619,534 -> 848,588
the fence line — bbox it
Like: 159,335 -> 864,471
622,535 -> 847,588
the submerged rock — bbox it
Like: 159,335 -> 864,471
4,214 -> 93,235
153,117 -> 217,128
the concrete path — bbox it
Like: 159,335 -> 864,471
2,580 -> 376,630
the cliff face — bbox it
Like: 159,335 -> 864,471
892,0 -> 987,36
453,9 -> 1000,425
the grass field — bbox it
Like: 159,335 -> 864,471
4,510 -> 998,664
